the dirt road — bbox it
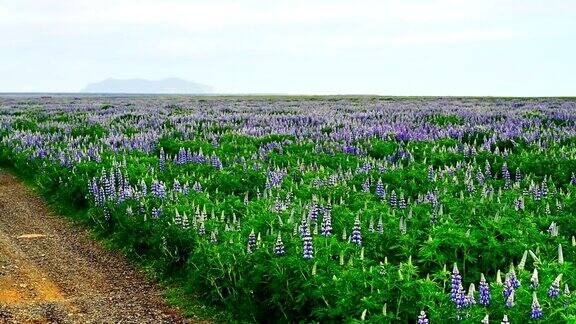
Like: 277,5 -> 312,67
0,172 -> 189,323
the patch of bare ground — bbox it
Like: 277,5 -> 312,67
0,172 -> 200,323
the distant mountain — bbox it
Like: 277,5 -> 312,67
81,78 -> 213,94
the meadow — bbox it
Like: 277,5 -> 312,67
1,95 -> 575,322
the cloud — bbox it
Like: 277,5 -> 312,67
0,0 -> 516,30
0,0 -> 574,94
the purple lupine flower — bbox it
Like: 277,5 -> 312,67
477,170 -> 485,185
506,266 -> 521,289
299,215 -> 309,237
312,177 -> 323,188
503,277 -> 514,299
274,234 -> 285,256
159,147 -> 166,171
430,208 -> 438,224
484,161 -> 492,178
548,274 -> 562,298
321,208 -> 332,236
398,193 -> 406,209
531,292 -> 543,319
181,213 -> 190,229
103,207 -> 110,222
140,180 -> 147,196
502,163 -> 511,188
151,207 -> 162,219
177,147 -> 186,165
103,175 -> 113,198
361,179 -> 370,192
117,185 -> 126,203
247,230 -> 256,253
328,174 -> 338,186
464,283 -> 476,306
515,168 -> 521,183
375,178 -> 385,198
451,264 -> 462,301
198,222 -> 206,236
351,215 -> 362,245
193,181 -> 202,192
151,180 -> 166,198
150,180 -> 158,195
571,173 -> 576,185
97,186 -> 105,207
514,198 -> 522,211
309,203 -> 318,222
211,154 -> 223,170
541,181 -> 548,197
479,273 -> 490,306
302,227 -> 313,260
390,190 -> 397,207
173,179 -> 181,193
455,283 -> 466,309
533,186 -> 542,200
427,166 -> 434,181
417,310 -> 429,324
505,290 -> 515,308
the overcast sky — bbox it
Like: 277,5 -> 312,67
1,0 -> 575,95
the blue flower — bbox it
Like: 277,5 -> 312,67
548,274 -> 562,298
321,207 -> 332,237
302,227 -> 313,260
351,215 -> 362,245
417,311 -> 429,324
505,291 -> 515,308
274,234 -> 285,256
247,230 -> 256,253
479,274 -> 490,306
531,292 -> 543,319
375,179 -> 385,198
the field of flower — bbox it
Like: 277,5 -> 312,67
1,95 -> 575,322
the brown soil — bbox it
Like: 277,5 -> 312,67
0,172 -> 195,323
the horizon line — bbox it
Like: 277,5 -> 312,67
0,92 -> 575,99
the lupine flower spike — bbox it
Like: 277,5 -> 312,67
479,273 -> 490,306
451,264 -> 462,301
417,310 -> 429,324
505,290 -> 514,308
274,234 -> 285,256
531,292 -> 543,319
549,274 -> 562,298
351,215 -> 362,245
464,283 -> 476,306
247,230 -> 256,253
530,268 -> 539,289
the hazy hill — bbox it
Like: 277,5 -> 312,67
81,78 -> 213,94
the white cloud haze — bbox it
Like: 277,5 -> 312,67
0,0 -> 575,95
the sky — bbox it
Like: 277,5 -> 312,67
0,0 -> 575,96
